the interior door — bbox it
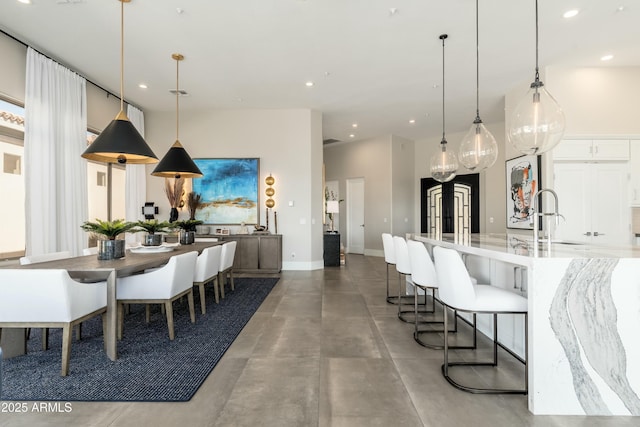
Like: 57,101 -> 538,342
346,178 -> 365,254
554,162 -> 630,244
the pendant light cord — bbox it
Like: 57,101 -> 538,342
534,0 -> 540,83
176,57 -> 180,141
440,34 -> 447,144
475,0 -> 480,121
119,0 -> 125,113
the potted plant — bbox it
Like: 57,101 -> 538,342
173,219 -> 203,245
135,219 -> 172,246
80,219 -> 137,260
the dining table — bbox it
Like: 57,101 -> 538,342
10,241 -> 221,361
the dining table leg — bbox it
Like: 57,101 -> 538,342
105,269 -> 118,361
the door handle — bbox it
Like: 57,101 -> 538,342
594,232 -> 605,236
360,224 -> 365,227
583,232 -> 591,236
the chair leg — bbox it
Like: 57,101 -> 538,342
229,270 -> 235,291
145,305 -> 151,323
219,273 -> 226,299
397,272 -> 416,323
102,314 -> 107,353
60,324 -> 73,376
75,323 -> 82,341
165,301 -> 175,340
187,291 -> 196,323
213,277 -> 220,304
42,328 -> 49,351
117,303 -> 124,340
198,283 -> 206,314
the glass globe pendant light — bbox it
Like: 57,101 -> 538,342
459,0 -> 498,171
430,34 -> 458,183
508,0 -> 565,155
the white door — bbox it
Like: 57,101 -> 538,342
347,178 -> 365,254
554,162 -> 630,245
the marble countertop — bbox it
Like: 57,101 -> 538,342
410,233 -> 640,262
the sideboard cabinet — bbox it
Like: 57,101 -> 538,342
220,234 -> 282,274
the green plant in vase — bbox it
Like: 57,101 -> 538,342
80,219 -> 137,260
173,219 -> 203,245
135,219 -> 172,246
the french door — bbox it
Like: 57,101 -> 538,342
421,174 -> 479,234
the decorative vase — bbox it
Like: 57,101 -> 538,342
169,207 -> 179,222
97,239 -> 126,260
144,234 -> 162,246
179,230 -> 195,245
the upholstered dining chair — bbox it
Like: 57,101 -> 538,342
218,241 -> 237,299
18,250 -> 73,350
193,245 -> 223,313
116,251 -> 198,341
19,250 -> 71,265
433,245 -> 528,394
0,269 -> 107,376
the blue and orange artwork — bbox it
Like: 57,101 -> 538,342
192,158 -> 259,224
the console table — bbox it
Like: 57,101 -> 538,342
220,234 -> 282,273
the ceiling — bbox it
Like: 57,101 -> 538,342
0,0 -> 639,144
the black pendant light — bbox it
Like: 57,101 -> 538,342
81,0 -> 158,165
151,54 -> 202,179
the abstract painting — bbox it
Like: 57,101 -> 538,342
505,155 -> 540,230
192,158 -> 259,225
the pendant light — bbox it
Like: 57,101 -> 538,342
151,54 -> 203,179
508,0 -> 565,155
430,34 -> 458,183
459,0 -> 498,172
82,0 -> 158,164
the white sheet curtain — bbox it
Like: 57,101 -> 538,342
24,48 -> 88,257
125,105 -> 147,245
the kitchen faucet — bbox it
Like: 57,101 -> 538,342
532,188 -> 564,254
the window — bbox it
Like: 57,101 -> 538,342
0,98 -> 26,258
86,131 -> 126,222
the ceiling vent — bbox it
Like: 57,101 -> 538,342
169,90 -> 189,96
323,138 -> 341,145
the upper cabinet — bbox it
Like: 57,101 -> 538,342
553,139 -> 630,161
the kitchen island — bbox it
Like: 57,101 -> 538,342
410,233 -> 640,416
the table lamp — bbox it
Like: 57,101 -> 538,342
326,201 -> 340,233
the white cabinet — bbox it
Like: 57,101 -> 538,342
553,139 -> 629,161
554,162 -> 630,245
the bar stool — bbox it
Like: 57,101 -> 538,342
393,236 -> 426,322
433,246 -> 528,394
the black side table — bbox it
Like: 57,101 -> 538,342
323,233 -> 340,267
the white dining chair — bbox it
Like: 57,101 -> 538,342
433,245 -> 528,394
218,241 -> 237,299
193,245 -> 223,313
19,250 -> 71,265
18,250 -> 73,349
0,269 -> 107,376
116,251 -> 198,341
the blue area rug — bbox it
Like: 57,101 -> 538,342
1,277 -> 278,402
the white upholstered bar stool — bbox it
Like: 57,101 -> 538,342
392,236 -> 426,323
193,245 -> 222,313
433,246 -> 528,394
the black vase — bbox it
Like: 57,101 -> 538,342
169,207 -> 179,222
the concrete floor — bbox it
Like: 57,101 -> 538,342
1,254 -> 637,426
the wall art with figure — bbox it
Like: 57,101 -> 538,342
505,155 -> 540,230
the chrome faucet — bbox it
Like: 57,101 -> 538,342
532,188 -> 564,253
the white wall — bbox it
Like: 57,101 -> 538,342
144,108 -> 324,270
323,135 -> 415,256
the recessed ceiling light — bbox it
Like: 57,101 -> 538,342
305,81 -> 314,87
138,83 -> 147,89
349,134 -> 355,138
562,9 -> 579,18
409,119 -> 416,124
601,54 -> 614,61
352,123 -> 358,128
616,5 -> 626,12
17,0 -> 32,4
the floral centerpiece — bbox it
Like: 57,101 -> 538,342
173,219 -> 203,244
